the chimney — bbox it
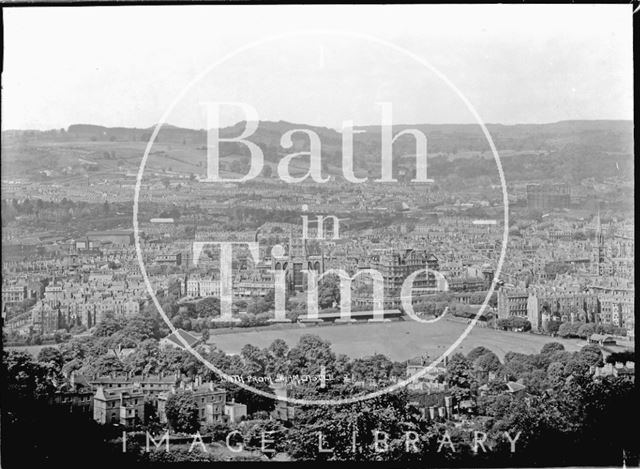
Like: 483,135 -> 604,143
208,382 -> 214,392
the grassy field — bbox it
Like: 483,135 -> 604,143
6,320 -> 586,362
4,343 -> 51,357
207,319 -> 584,361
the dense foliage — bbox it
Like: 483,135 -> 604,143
2,330 -> 636,466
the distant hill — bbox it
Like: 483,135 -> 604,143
1,120 -> 633,182
5,119 -> 631,153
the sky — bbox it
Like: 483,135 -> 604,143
1,4 -> 633,130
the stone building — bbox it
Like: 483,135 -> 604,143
526,290 -> 600,332
87,371 -> 180,399
1,284 -> 28,304
369,248 -> 439,295
157,379 -> 226,425
93,385 -> 146,427
271,233 -> 325,293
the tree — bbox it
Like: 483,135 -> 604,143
577,344 -> 604,368
121,314 -> 158,341
513,316 -> 532,331
247,296 -> 271,315
521,369 -> 548,394
243,419 -> 287,456
288,334 -> 336,376
335,354 -> 354,382
500,352 -> 537,381
577,323 -> 596,339
201,421 -> 232,441
540,342 -> 565,355
104,330 -> 137,349
351,354 -> 393,382
165,390 -> 200,434
473,352 -> 502,374
158,348 -> 191,374
59,335 -> 108,363
547,361 -> 566,387
37,347 -> 64,373
124,339 -> 161,374
265,338 -> 289,376
545,319 -> 562,335
94,315 -> 124,337
318,275 -> 340,309
286,392 -> 423,462
80,355 -> 125,376
496,316 -> 531,331
557,322 -> 582,338
195,297 -> 220,317
3,351 -> 58,401
466,346 -> 493,362
445,353 -> 477,402
241,344 -> 268,376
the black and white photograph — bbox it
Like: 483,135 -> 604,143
0,4 -> 636,467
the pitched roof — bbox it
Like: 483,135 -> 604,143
589,333 -> 616,341
506,381 -> 526,393
162,328 -> 202,349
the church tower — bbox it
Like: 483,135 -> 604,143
594,210 -> 605,274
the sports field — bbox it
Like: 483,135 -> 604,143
5,319 -> 586,362
207,319 -> 584,361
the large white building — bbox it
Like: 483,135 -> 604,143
186,277 -> 220,297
